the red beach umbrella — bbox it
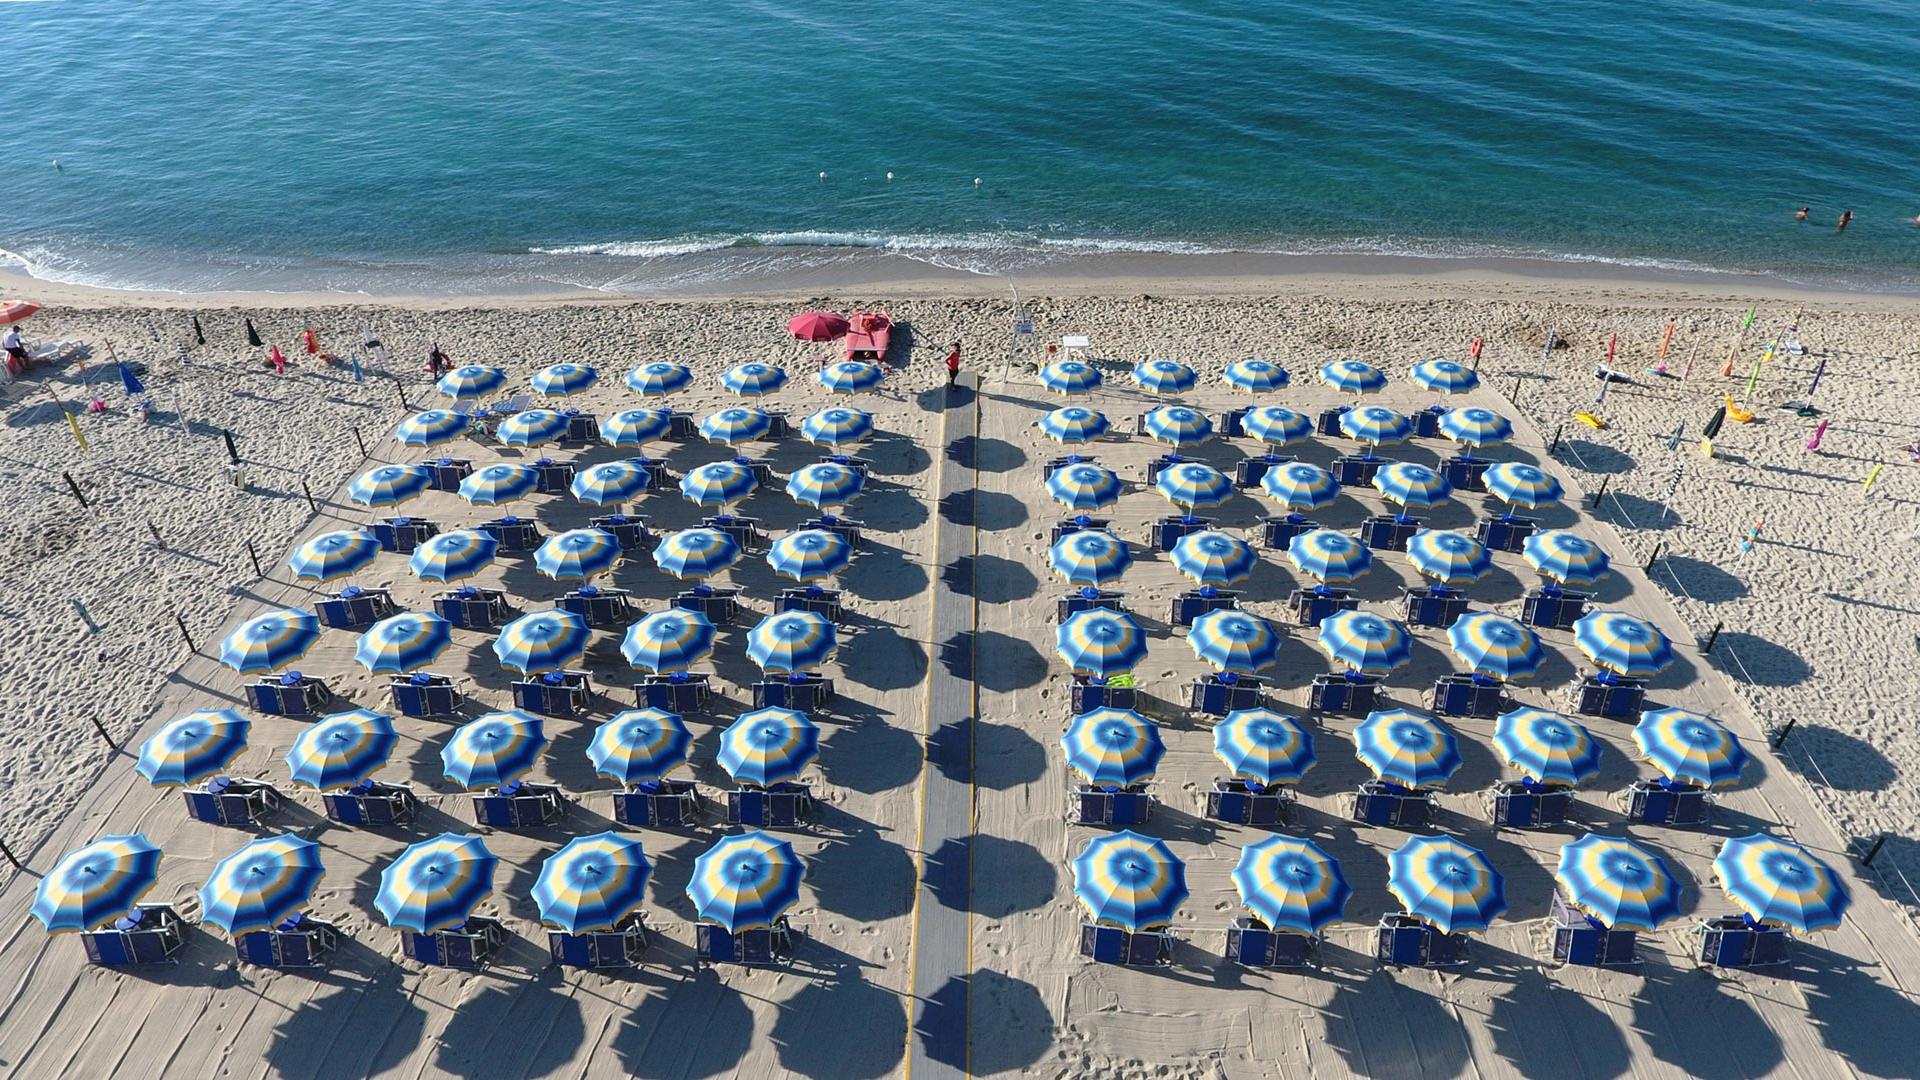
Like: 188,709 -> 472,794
788,311 -> 849,342
1,300 -> 40,324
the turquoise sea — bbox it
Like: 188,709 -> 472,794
3,0 -> 1919,294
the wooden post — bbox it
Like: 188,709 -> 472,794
222,428 -> 241,465
352,427 -> 367,457
1771,718 -> 1796,748
89,716 -> 119,750
175,613 -> 197,653
1702,621 -> 1724,655
245,539 -> 263,578
61,471 -> 88,508
1862,833 -> 1888,865
0,836 -> 21,871
1548,424 -> 1563,455
394,379 -> 410,411
1589,477 -> 1610,509
300,479 -> 318,513
147,520 -> 166,549
1645,541 -> 1664,568
1510,374 -> 1524,406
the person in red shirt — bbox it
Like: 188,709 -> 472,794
944,342 -> 962,388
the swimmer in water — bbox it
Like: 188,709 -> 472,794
1838,210 -> 1853,230
1796,207 -> 1809,220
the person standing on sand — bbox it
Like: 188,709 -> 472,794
945,341 -> 962,389
1838,210 -> 1853,231
2,326 -> 28,376
427,342 -> 450,378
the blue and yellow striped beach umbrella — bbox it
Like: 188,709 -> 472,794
531,362 -> 598,396
348,464 -> 432,508
722,362 -> 789,397
1372,462 -> 1453,509
1189,609 -> 1281,673
287,529 -> 380,582
688,832 -> 804,933
1214,708 -> 1316,786
458,462 -> 538,505
1484,462 -> 1564,509
589,709 -> 693,785
286,708 -> 398,790
621,608 -> 716,673
1438,406 -> 1513,447
1287,528 -> 1374,583
437,365 -> 507,400
1556,834 -> 1681,931
1040,405 -> 1111,444
198,835 -> 326,936
136,709 -> 250,787
818,360 -> 884,394
220,608 -> 321,673
786,462 -> 864,508
1056,608 -> 1148,678
1073,831 -> 1188,931
1523,530 -> 1612,587
394,409 -> 472,447
1573,610 -> 1674,678
1039,359 -> 1102,395
699,406 -> 774,445
719,707 -> 820,787
1493,707 -> 1601,785
1261,461 -> 1338,509
767,528 -> 853,582
627,361 -> 693,397
1633,708 -> 1749,788
1233,837 -> 1349,935
746,611 -> 838,673
1714,833 -> 1851,934
1448,611 -> 1546,681
408,528 -> 498,582
355,612 -> 453,674
492,609 -> 590,673
680,461 -> 759,507
1243,405 -> 1312,446
1410,358 -> 1480,395
1355,708 -> 1462,788
599,407 -> 673,447
31,835 -> 162,933
442,710 -> 549,789
1405,529 -> 1491,587
1047,462 -> 1122,511
1154,462 -> 1233,509
1339,404 -> 1414,446
536,527 -> 623,580
1316,610 -> 1411,676
1061,708 -> 1164,787
534,832 -> 653,933
652,527 -> 742,579
1133,359 -> 1198,396
1319,359 -> 1387,395
801,405 -> 874,446
1224,359 -> 1290,394
1142,405 -> 1216,448
1049,529 -> 1132,586
1171,530 -> 1256,586
497,408 -> 570,446
375,834 -> 497,933
572,459 -> 653,505
1388,836 -> 1508,934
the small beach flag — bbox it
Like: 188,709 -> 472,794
1807,419 -> 1828,452
190,315 -> 205,345
270,345 -> 287,375
1864,463 -> 1884,495
118,362 -> 145,396
1741,304 -> 1757,330
244,318 -> 263,348
303,327 -> 319,354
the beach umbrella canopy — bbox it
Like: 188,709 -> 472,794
599,407 -> 673,446
408,528 -> 498,582
287,708 -> 399,790
1047,462 -> 1123,511
1154,462 -> 1233,509
1556,834 -> 1682,932
1287,528 -> 1374,583
681,460 -> 760,507
1062,708 -> 1164,787
786,461 -> 864,508
458,462 -> 538,505
699,406 -> 774,444
442,710 -> 549,789
287,529 -> 380,581
621,608 -> 716,673
348,464 -> 433,508
531,362 -> 598,396
1714,834 -> 1851,934
1224,359 -> 1290,393
801,405 -> 874,446
1056,608 -> 1148,678
1260,461 -> 1338,509
1,299 -> 41,324
746,611 -> 838,672
1233,837 -> 1349,935
1573,610 -> 1674,678
1317,610 -> 1412,676
1410,358 -> 1480,394
355,612 -> 453,674
1242,405 -> 1311,446
437,365 -> 507,400
394,409 -> 472,447
1405,529 -> 1491,587
1049,529 -> 1132,585
1338,404 -> 1414,446
536,527 -> 623,580
1633,708 -> 1749,788
1213,707 -> 1316,786
572,459 -> 652,505
818,360 -> 884,394
375,834 -> 497,933
626,361 -> 693,396
1170,529 -> 1256,586
534,832 -> 653,933
1073,831 -> 1188,931
136,708 -> 249,787
1438,406 -> 1514,447
788,310 -> 849,341
1483,462 -> 1565,508
1141,405 -> 1216,448
652,527 -> 742,579
1355,708 -> 1462,788
1372,462 -> 1453,509
688,832 -> 804,932
492,609 -> 590,673
1040,405 -> 1111,444
1039,359 -> 1102,394
1522,530 -> 1612,587
718,707 -> 820,786
497,408 -> 570,446
1188,608 -> 1281,673
1388,836 -> 1508,933
219,608 -> 321,673
1447,611 -> 1547,681
589,708 -> 692,785
1133,359 -> 1198,395
1493,707 -> 1601,785
31,835 -> 163,933
198,835 -> 326,936
1319,359 -> 1387,395
721,362 -> 788,396
767,528 -> 853,581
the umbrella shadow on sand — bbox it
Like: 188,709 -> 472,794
916,969 -> 1052,1076
1485,964 -> 1632,1079
1319,966 -> 1473,1079
430,969 -> 588,1078
609,967 -> 754,1078
1631,958 -> 1783,1079
265,953 -> 429,1077
1788,943 -> 1920,1077
769,967 -> 909,1080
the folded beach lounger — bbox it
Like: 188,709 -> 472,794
1332,454 -> 1383,487
1486,781 -> 1572,828
390,673 -> 460,718
1441,454 -> 1490,493
550,914 -> 648,969
246,672 -> 330,717
531,459 -> 577,495
1079,925 -> 1171,966
1353,782 -> 1430,828
613,780 -> 702,827
183,777 -> 281,826
318,586 -> 397,629
1143,454 -> 1183,486
752,674 -> 834,712
1171,589 -> 1240,629
1069,680 -> 1137,714
590,514 -> 655,551
471,782 -> 568,829
1206,779 -> 1293,825
563,412 -> 599,443
1430,673 -> 1507,718
801,516 -> 865,548
478,516 -> 543,552
1152,515 -> 1211,552
1520,587 -> 1590,630
1189,674 -> 1263,718
404,916 -> 507,969
1551,891 -> 1637,966
1058,589 -> 1127,622
1233,454 -> 1291,489
636,673 -> 713,713
698,918 -> 795,965
1050,516 -> 1112,544
1414,405 -> 1446,439
426,458 -> 473,492
819,454 -> 872,477
673,587 -> 740,626
1262,515 -> 1319,552
237,914 -> 339,969
1375,914 -> 1465,967
368,518 -> 440,553
1217,407 -> 1249,439
1360,514 -> 1420,552
1315,406 -> 1349,438
561,586 -> 635,628
1403,587 -> 1471,629
1695,915 -> 1788,968
701,516 -> 766,551
1042,455 -> 1096,481
1227,918 -> 1313,968
324,781 -> 420,826
1475,515 -> 1539,554
82,905 -> 186,967
776,587 -> 844,621
1566,675 -> 1645,720
1308,671 -> 1378,716
513,670 -> 592,718
434,586 -> 512,629
727,784 -> 814,829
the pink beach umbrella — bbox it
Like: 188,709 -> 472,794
788,311 -> 849,342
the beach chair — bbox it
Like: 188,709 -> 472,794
1050,516 -> 1112,544
1217,407 -> 1249,439
1227,918 -> 1313,968
1143,454 -> 1184,486
801,515 -> 865,549
390,673 -> 460,717
317,586 -> 397,629
1622,779 -> 1711,826
1262,515 -> 1319,552
752,673 -> 834,711
531,458 -> 577,495
1079,925 -> 1171,966
1289,586 -> 1359,628
493,393 -> 532,415
478,516 -> 543,552
1315,406 -> 1348,437
1431,674 -> 1508,718
426,458 -> 473,492
1550,891 -> 1637,966
1376,914 -> 1465,967
1042,454 -> 1096,481
1353,782 -> 1431,828
776,587 -> 844,621
698,917 -> 795,966
636,673 -> 713,713
1332,455 -> 1383,487
819,453 -> 873,477
404,916 -> 508,969
727,783 -> 815,829
1414,405 -> 1446,438
1071,785 -> 1153,826
1695,915 -> 1789,968
1057,589 -> 1127,622
237,914 -> 339,969
612,780 -> 702,827
1520,587 -> 1591,630
245,672 -> 329,717
764,412 -> 792,440
513,670 -> 592,718
1403,587 -> 1472,629
673,586 -> 740,626
1206,779 -> 1294,825
1566,675 -> 1646,720
1442,454 -> 1489,493
323,781 -> 420,826
561,586 -> 635,629
367,517 -> 440,553
1360,514 -> 1420,552
563,412 -> 599,443
183,777 -> 281,826
731,456 -> 776,484
434,586 -> 512,630
1070,679 -> 1137,714
1309,672 -> 1379,717
1476,515 -> 1539,554
471,781 -> 568,829
1152,515 -> 1212,552
1171,589 -> 1240,628
701,515 -> 767,552
549,913 -> 648,969
82,905 -> 186,967
667,411 -> 699,441
1233,454 -> 1292,489
1189,673 -> 1265,718
590,514 -> 655,552
1487,781 -> 1573,828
